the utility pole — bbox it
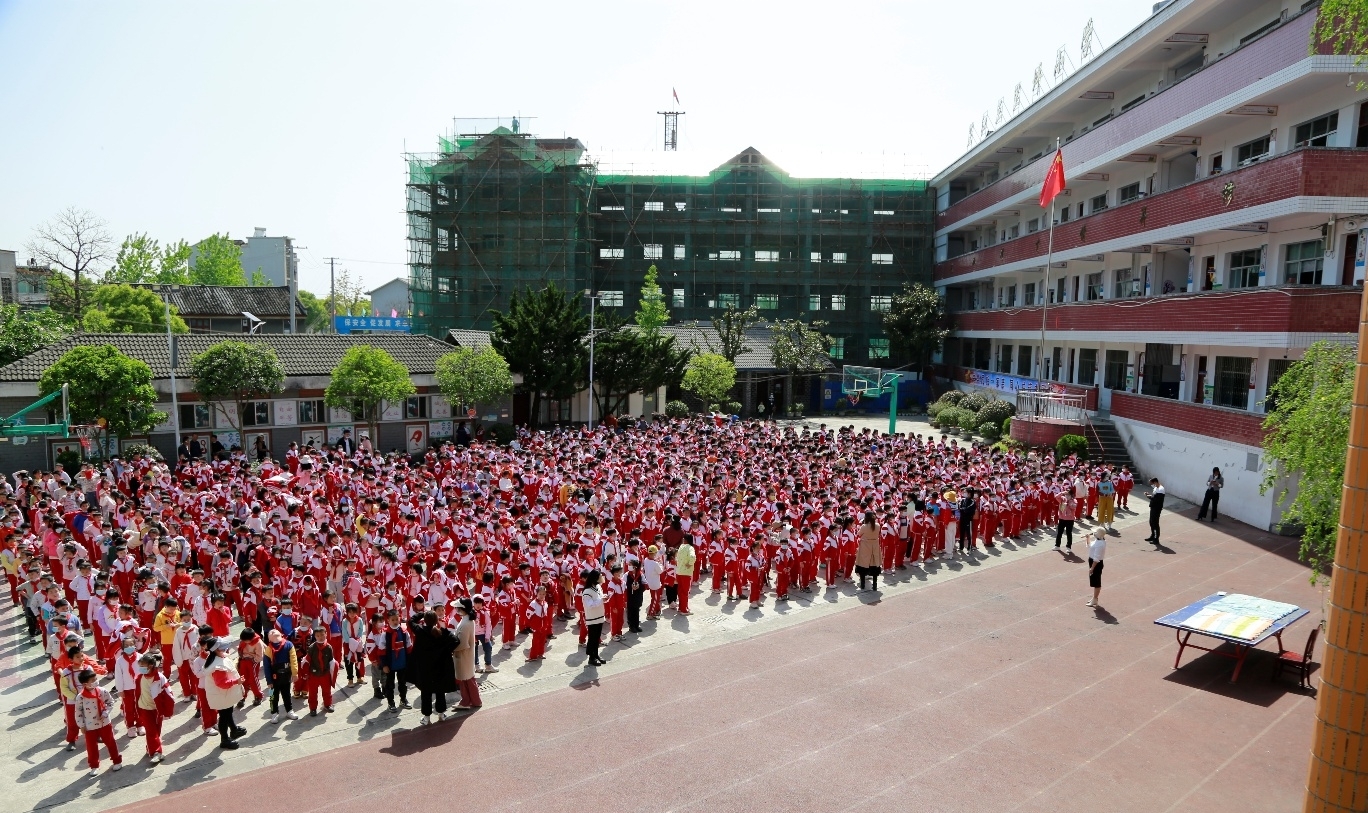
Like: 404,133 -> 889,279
326,257 -> 338,333
165,300 -> 181,451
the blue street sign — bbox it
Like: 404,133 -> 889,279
334,316 -> 412,334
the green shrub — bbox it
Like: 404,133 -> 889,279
120,443 -> 163,462
926,402 -> 946,421
1002,416 -> 1013,437
1056,434 -> 1089,460
725,401 -> 743,415
938,407 -> 970,429
481,422 -> 517,446
978,420 -> 1002,441
936,390 -> 966,406
959,393 -> 988,414
665,400 -> 690,419
976,399 -> 1015,425
834,397 -> 850,411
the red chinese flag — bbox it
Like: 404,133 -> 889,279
1039,149 -> 1066,208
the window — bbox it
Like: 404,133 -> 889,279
1214,356 -> 1252,409
1265,358 -> 1294,413
1118,182 -> 1142,204
644,201 -> 664,211
1284,240 -> 1324,285
673,245 -> 686,260
808,294 -> 821,311
17,277 -> 45,295
1086,272 -> 1104,300
672,288 -> 685,308
297,399 -> 325,424
600,290 -> 624,307
997,345 -> 1014,373
599,247 -> 624,259
872,253 -> 893,265
717,293 -> 739,309
828,338 -> 845,360
1023,283 -> 1037,306
755,294 -> 778,310
242,401 -> 271,427
1236,135 -> 1271,167
1229,249 -> 1262,288
1209,153 -> 1224,175
405,397 -> 428,419
810,252 -> 822,263
719,250 -> 741,261
1078,349 -> 1098,385
998,286 -> 1016,307
757,207 -> 780,213
600,205 -> 624,212
1007,225 -> 1020,239
831,252 -> 847,264
1104,350 -> 1129,390
675,201 -> 687,211
1058,206 -> 1071,224
874,210 -> 895,216
1294,111 -> 1338,147
0,277 -> 11,303
754,250 -> 779,262
870,295 -> 892,312
1114,267 -> 1141,298
179,404 -> 210,429
830,294 -> 846,311
644,244 -> 663,260
1090,193 -> 1108,214
1017,345 -> 1033,377
869,338 -> 890,359
1027,217 -> 1040,234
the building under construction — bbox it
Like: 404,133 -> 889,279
407,123 -> 932,366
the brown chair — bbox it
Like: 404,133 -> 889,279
1272,627 -> 1318,690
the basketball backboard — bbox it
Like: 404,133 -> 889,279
842,364 -> 898,395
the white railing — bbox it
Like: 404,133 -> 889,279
1015,391 -> 1087,424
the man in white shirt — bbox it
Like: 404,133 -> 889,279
1086,528 -> 1106,608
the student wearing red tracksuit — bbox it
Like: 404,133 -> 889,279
745,542 -> 766,610
304,626 -> 336,716
135,652 -> 173,763
606,565 -> 626,640
525,585 -> 550,661
772,539 -> 793,601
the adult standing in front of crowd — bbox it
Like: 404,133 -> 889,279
855,511 -> 882,591
451,599 -> 482,711
1085,527 -> 1106,608
1055,491 -> 1078,552
674,535 -> 696,615
1197,467 -> 1223,522
409,611 -> 457,725
1145,477 -> 1166,546
1096,471 -> 1117,533
204,638 -> 246,750
581,571 -> 607,666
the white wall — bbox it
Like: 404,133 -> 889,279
1112,416 -> 1283,530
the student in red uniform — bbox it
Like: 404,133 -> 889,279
304,626 -> 336,716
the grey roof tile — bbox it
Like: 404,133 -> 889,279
131,284 -> 306,318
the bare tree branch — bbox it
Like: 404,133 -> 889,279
23,207 -> 113,328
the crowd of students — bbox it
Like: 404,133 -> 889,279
5,414 -> 1136,776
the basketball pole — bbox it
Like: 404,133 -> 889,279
887,373 -> 901,436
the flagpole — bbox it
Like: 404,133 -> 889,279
1038,138 -> 1062,388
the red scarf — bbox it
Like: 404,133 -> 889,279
80,685 -> 107,718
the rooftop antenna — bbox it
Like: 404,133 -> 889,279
658,88 -> 684,151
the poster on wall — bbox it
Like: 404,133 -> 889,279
429,420 -> 453,439
406,424 -> 427,455
244,431 -> 270,458
50,439 -> 80,466
430,396 -> 451,420
327,425 -> 352,444
273,401 -> 297,426
215,431 -> 241,451
301,428 -> 326,449
1355,228 -> 1366,284
381,401 -> 403,422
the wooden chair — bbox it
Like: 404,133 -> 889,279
1272,627 -> 1318,690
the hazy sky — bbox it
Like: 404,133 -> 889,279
0,0 -> 1153,294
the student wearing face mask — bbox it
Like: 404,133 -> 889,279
134,652 -> 174,764
112,634 -> 148,739
203,638 -> 247,749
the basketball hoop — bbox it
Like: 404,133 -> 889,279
69,425 -> 101,456
848,392 -> 860,406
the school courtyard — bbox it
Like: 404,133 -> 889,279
4,491 -> 1321,813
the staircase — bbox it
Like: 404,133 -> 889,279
1085,415 -> 1138,477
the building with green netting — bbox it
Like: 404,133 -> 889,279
407,125 -> 932,366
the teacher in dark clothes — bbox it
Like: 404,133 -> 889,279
1144,477 -> 1166,546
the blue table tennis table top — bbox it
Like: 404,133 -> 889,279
1154,592 -> 1309,648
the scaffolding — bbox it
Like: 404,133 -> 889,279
407,124 -> 934,366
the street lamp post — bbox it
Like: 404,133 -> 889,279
584,291 -> 598,430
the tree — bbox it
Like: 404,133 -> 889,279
634,265 -> 670,335
1260,341 -> 1355,581
436,346 -> 515,412
1313,1 -> 1368,87
490,282 -> 588,428
769,319 -> 832,409
190,233 -> 247,286
39,345 -> 164,458
0,305 -> 72,367
105,234 -> 191,285
25,206 -> 113,327
324,345 -> 416,443
82,284 -> 189,334
190,341 -> 286,434
882,282 -> 951,374
297,290 -> 331,333
584,313 -> 691,418
328,267 -> 371,317
682,352 -> 737,407
248,269 -> 271,287
708,303 -> 762,363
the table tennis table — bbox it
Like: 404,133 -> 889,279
1154,592 -> 1308,683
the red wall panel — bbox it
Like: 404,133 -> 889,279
1110,391 -> 1268,447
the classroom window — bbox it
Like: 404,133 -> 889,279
1027,218 -> 1040,234
1283,240 -> 1324,285
1103,350 -> 1128,390
869,338 -> 890,359
1023,283 -> 1037,306
755,294 -> 778,310
1017,345 -> 1033,377
997,345 -> 1014,373
719,250 -> 741,261
297,399 -> 325,424
1236,135 -> 1271,167
644,244 -> 663,259
1214,356 -> 1252,410
828,337 -> 845,360
599,248 -> 624,259
870,295 -> 892,311
673,245 -> 686,260
1114,267 -> 1141,298
1229,249 -> 1262,288
754,250 -> 779,262
1089,193 -> 1108,213
179,404 -> 211,429
1294,111 -> 1338,148
808,294 -> 821,311
405,397 -> 428,419
242,401 -> 271,427
997,286 -> 1016,307
872,253 -> 893,265
644,201 -> 664,211
717,293 -> 739,309
830,294 -> 846,311
831,252 -> 847,264
1078,349 -> 1099,385
672,288 -> 685,308
600,290 -> 624,307
810,252 -> 822,263
1086,272 -> 1104,300
1118,182 -> 1142,204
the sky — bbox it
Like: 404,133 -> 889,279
0,0 -> 1154,295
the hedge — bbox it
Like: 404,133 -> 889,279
1056,434 -> 1089,460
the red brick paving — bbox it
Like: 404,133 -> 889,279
113,509 -> 1322,813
